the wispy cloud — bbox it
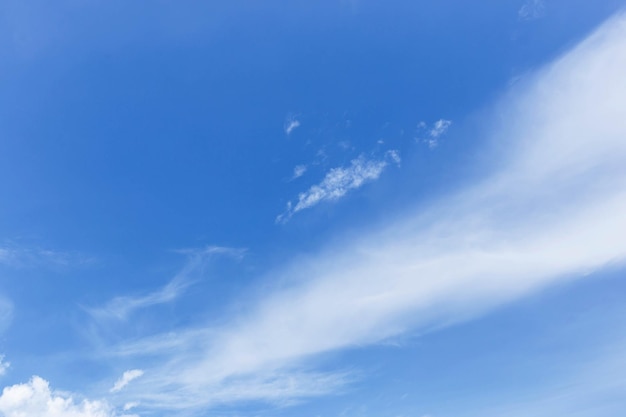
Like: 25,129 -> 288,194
88,245 -> 245,320
292,164 -> 308,180
85,13 -> 626,414
277,151 -> 401,223
0,243 -> 93,269
518,0 -> 546,21
88,274 -> 191,321
429,119 -> 452,138
284,114 -> 301,135
0,356 -> 9,377
417,119 -> 452,148
111,370 -> 144,393
173,245 -> 247,261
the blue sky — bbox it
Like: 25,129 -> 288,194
1,1 -> 626,416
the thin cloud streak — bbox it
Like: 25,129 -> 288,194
87,274 -> 191,321
0,244 -> 93,269
111,370 -> 144,393
284,115 -> 301,135
111,13 -> 626,412
88,246 -> 245,320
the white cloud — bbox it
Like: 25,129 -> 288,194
0,376 -> 117,417
111,370 -> 144,393
277,151 -> 400,223
518,0 -> 546,21
284,115 -> 301,135
292,164 -> 307,179
105,13 -> 626,413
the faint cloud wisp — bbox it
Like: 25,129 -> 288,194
104,14 -> 626,413
518,0 -> 546,21
284,114 -> 301,135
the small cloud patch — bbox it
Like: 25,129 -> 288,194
111,369 -> 144,393
292,164 -> 308,180
277,151 -> 400,223
518,0 -> 546,21
417,119 -> 452,149
284,115 -> 301,135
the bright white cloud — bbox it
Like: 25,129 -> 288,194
107,13 -> 626,413
111,370 -> 144,393
277,151 -> 400,222
518,0 -> 546,21
0,376 -> 117,417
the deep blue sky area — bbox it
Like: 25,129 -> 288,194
0,1 -> 625,417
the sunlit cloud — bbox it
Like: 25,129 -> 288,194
0,377 -> 123,417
